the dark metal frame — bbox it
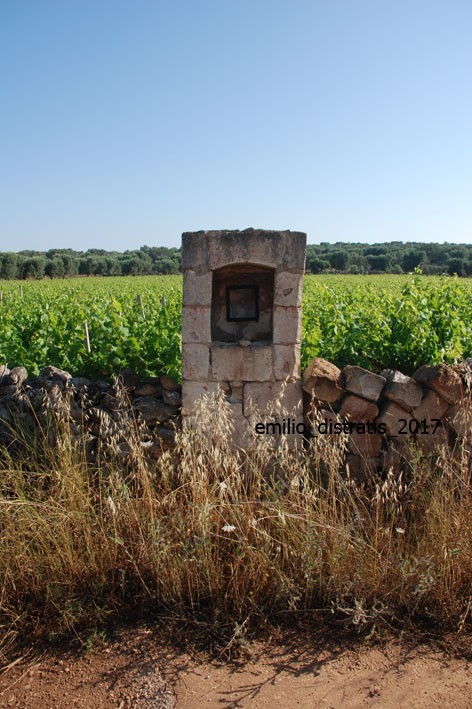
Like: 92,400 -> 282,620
225,285 -> 259,321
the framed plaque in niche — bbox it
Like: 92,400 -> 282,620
226,285 -> 259,321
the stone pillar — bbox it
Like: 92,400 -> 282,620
182,228 -> 306,449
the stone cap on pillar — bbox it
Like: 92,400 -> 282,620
182,228 -> 307,273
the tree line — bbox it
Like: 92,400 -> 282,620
0,242 -> 471,280
0,246 -> 181,280
306,242 -> 472,276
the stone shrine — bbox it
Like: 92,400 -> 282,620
181,228 -> 306,448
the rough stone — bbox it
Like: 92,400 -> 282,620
0,385 -> 19,399
413,426 -> 450,456
152,426 -> 176,451
134,381 -> 163,398
37,366 -> 71,387
117,368 -> 139,392
339,393 -> 379,422
381,439 -> 415,472
444,403 -> 472,441
0,405 -> 12,424
5,366 -> 29,386
413,389 -> 449,423
377,401 -> 413,437
159,375 -> 180,392
0,365 -> 10,383
342,365 -> 386,402
162,389 -> 182,407
347,430 -> 383,457
133,396 -> 179,423
346,454 -> 380,480
413,364 -> 465,405
380,369 -> 423,409
70,376 -> 91,391
302,358 -> 343,404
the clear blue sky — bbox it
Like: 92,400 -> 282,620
1,0 -> 471,251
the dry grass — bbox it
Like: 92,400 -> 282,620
0,389 -> 471,656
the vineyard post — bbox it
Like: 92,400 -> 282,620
84,321 -> 91,353
137,294 -> 145,319
20,285 -> 23,298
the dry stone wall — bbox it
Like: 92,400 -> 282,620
0,358 -> 470,477
302,358 -> 472,478
0,364 -> 181,463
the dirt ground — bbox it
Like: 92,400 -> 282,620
0,624 -> 470,708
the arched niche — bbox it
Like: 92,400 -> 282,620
211,263 -> 274,343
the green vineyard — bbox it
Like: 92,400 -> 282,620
0,273 -> 471,380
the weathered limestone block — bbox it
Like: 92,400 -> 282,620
182,269 -> 213,306
183,344 -> 210,380
413,389 -> 449,423
339,393 -> 378,422
377,401 -> 413,437
228,401 -> 243,419
0,365 -> 10,382
210,344 -> 273,381
274,271 -> 303,307
182,305 -> 211,344
302,358 -> 343,403
181,231 -> 209,271
413,364 -> 465,405
198,229 -> 306,272
274,344 -> 300,380
230,413 -> 253,450
244,380 -> 303,417
347,430 -> 383,457
380,369 -> 423,409
273,306 -> 302,344
227,381 -> 243,403
181,381 -> 222,416
182,229 -> 306,271
342,365 -> 386,402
